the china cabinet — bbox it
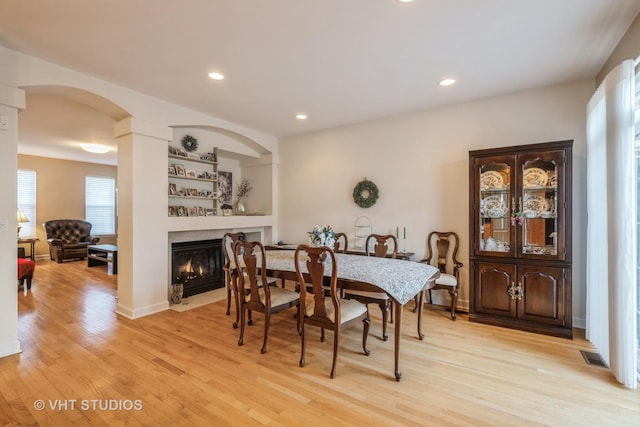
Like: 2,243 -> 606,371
168,146 -> 219,217
468,140 -> 572,338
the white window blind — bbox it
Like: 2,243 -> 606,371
17,169 -> 36,237
85,176 -> 115,235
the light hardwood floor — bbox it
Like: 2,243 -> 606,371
2,259 -> 639,426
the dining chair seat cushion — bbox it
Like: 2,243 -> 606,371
245,286 -> 299,307
305,298 -> 368,323
344,290 -> 390,300
435,273 -> 457,287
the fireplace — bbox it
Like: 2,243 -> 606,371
171,239 -> 224,298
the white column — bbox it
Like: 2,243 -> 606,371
0,84 -> 25,357
115,118 -> 172,318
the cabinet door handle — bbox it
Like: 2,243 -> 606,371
508,281 -> 524,300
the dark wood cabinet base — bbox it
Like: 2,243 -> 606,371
469,313 -> 573,339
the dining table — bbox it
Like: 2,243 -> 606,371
261,249 -> 439,381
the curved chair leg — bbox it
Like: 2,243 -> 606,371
448,287 -> 458,321
330,329 -> 340,379
412,294 -> 420,313
362,317 -> 371,355
320,328 -> 325,343
232,276 -> 241,329
225,275 -> 231,315
238,307 -> 246,346
261,312 -> 271,354
299,324 -> 306,368
379,302 -> 389,342
417,289 -> 426,340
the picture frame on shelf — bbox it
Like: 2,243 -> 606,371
168,206 -> 177,216
206,208 -> 216,216
168,165 -> 176,175
174,164 -> 185,176
186,169 -> 196,178
168,183 -> 177,195
218,171 -> 232,205
187,207 -> 197,217
189,188 -> 198,197
177,206 -> 186,217
168,146 -> 178,155
198,206 -> 205,217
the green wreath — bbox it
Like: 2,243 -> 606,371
181,134 -> 199,152
352,179 -> 379,208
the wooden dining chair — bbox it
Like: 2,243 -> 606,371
222,232 -> 245,320
234,241 -> 300,354
344,233 -> 397,341
414,231 -> 462,322
295,244 -> 370,378
224,232 -> 278,328
333,232 -> 348,253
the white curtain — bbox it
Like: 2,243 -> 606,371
586,60 -> 637,389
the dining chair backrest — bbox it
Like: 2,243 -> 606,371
365,234 -> 397,259
234,240 -> 269,307
333,233 -> 348,253
295,244 -> 339,325
424,231 -> 462,279
222,232 -> 246,269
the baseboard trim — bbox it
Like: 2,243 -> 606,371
116,301 -> 169,319
0,339 -> 22,358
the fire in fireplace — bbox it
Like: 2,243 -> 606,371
171,239 -> 224,298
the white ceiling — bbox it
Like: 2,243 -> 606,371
2,0 -> 640,165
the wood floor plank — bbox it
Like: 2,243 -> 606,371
2,259 -> 639,426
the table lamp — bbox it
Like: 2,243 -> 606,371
17,210 -> 29,237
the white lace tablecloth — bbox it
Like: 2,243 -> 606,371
263,250 -> 438,305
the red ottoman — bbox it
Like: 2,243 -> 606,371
18,258 -> 35,290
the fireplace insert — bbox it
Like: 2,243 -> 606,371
171,239 -> 224,298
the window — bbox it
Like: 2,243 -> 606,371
85,176 -> 116,235
17,169 -> 36,237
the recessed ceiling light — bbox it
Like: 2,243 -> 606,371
439,78 -> 456,87
296,113 -> 308,120
80,143 -> 110,154
208,72 -> 224,80
399,0 -> 415,3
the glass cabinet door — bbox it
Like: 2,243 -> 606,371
518,151 -> 564,259
477,158 -> 514,256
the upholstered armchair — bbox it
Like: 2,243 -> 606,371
43,219 -> 100,263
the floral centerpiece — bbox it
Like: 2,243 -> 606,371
308,225 -> 336,248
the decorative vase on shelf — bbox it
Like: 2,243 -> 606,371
233,198 -> 246,215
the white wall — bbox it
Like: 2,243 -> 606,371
0,85 -> 24,357
279,79 -> 593,327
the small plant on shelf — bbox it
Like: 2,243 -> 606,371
236,179 -> 253,200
